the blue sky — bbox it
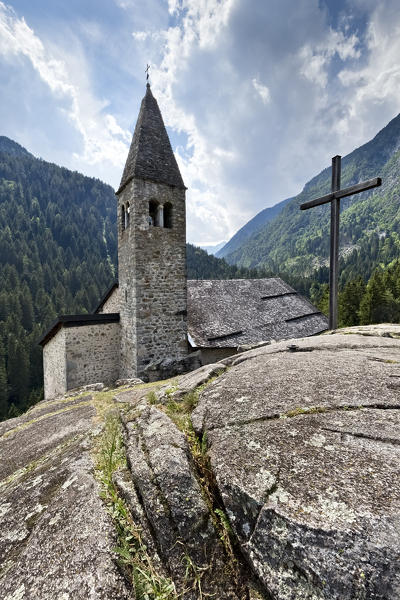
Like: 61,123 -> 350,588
1,1 -> 400,245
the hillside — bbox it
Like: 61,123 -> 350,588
224,112 -> 400,281
216,195 -> 292,259
0,136 -> 32,158
199,241 -> 226,255
0,138 -> 117,419
187,243 -> 268,279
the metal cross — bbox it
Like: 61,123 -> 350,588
300,155 -> 382,330
145,64 -> 150,81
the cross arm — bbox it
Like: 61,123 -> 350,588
300,177 -> 382,210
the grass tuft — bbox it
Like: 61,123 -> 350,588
94,411 -> 178,600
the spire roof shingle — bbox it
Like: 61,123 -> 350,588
117,84 -> 185,193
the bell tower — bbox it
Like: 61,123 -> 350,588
116,84 -> 188,379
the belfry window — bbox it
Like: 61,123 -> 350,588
126,202 -> 130,228
121,204 -> 126,230
164,203 -> 173,228
149,200 -> 158,226
148,200 -> 172,228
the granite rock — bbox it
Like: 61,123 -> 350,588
193,330 -> 400,599
1,326 -> 399,599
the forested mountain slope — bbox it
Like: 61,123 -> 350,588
187,243 -> 269,279
225,112 -> 400,281
216,195 -> 292,259
0,138 -> 117,419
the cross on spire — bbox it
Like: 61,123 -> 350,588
145,63 -> 150,83
300,155 -> 382,330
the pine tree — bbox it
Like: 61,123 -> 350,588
358,269 -> 398,324
316,284 -> 329,317
7,335 -> 30,409
0,340 -> 8,420
20,286 -> 34,331
338,277 -> 365,327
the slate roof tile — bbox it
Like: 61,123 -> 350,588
187,278 -> 328,347
117,84 -> 185,193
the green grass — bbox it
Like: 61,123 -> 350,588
94,411 -> 178,600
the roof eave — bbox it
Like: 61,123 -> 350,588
39,313 -> 120,347
116,175 -> 187,196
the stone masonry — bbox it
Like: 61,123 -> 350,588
118,179 -> 187,379
98,288 -> 120,314
117,84 -> 188,379
42,321 -> 120,399
65,322 -> 120,390
40,84 -> 188,398
42,327 -> 67,400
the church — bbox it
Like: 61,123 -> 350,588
39,83 -> 328,400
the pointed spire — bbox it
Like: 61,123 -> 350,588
117,85 -> 185,194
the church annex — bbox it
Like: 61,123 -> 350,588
39,84 -> 327,400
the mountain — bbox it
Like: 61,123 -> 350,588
224,113 -> 400,282
216,195 -> 292,259
0,136 -> 32,158
0,136 -> 117,419
187,244 -> 269,279
199,241 -> 226,255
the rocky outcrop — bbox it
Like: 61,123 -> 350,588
1,326 -> 400,599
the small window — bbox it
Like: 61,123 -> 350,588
121,204 -> 126,230
126,202 -> 130,228
149,200 -> 158,226
164,202 -> 173,228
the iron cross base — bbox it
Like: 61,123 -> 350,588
300,155 -> 382,330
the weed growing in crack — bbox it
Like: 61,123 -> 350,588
147,390 -> 158,405
201,432 -> 208,456
164,380 -> 179,398
283,406 -> 328,418
182,553 -> 210,599
164,399 -> 241,587
94,411 -> 178,600
163,373 -> 225,429
154,369 -> 246,593
214,509 -> 235,558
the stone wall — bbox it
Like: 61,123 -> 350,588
118,178 -> 187,379
65,322 -> 120,389
43,328 -> 67,400
99,287 -> 120,314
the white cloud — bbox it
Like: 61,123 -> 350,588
144,0 -> 400,244
0,1 -> 130,175
2,0 -> 400,248
299,28 -> 360,88
252,78 -> 271,104
132,31 -> 149,41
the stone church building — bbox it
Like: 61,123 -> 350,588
39,84 -> 327,400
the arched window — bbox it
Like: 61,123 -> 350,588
121,204 -> 126,230
164,202 -> 173,228
126,202 -> 130,228
149,200 -> 158,226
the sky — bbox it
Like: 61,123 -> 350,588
1,1 -> 400,246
